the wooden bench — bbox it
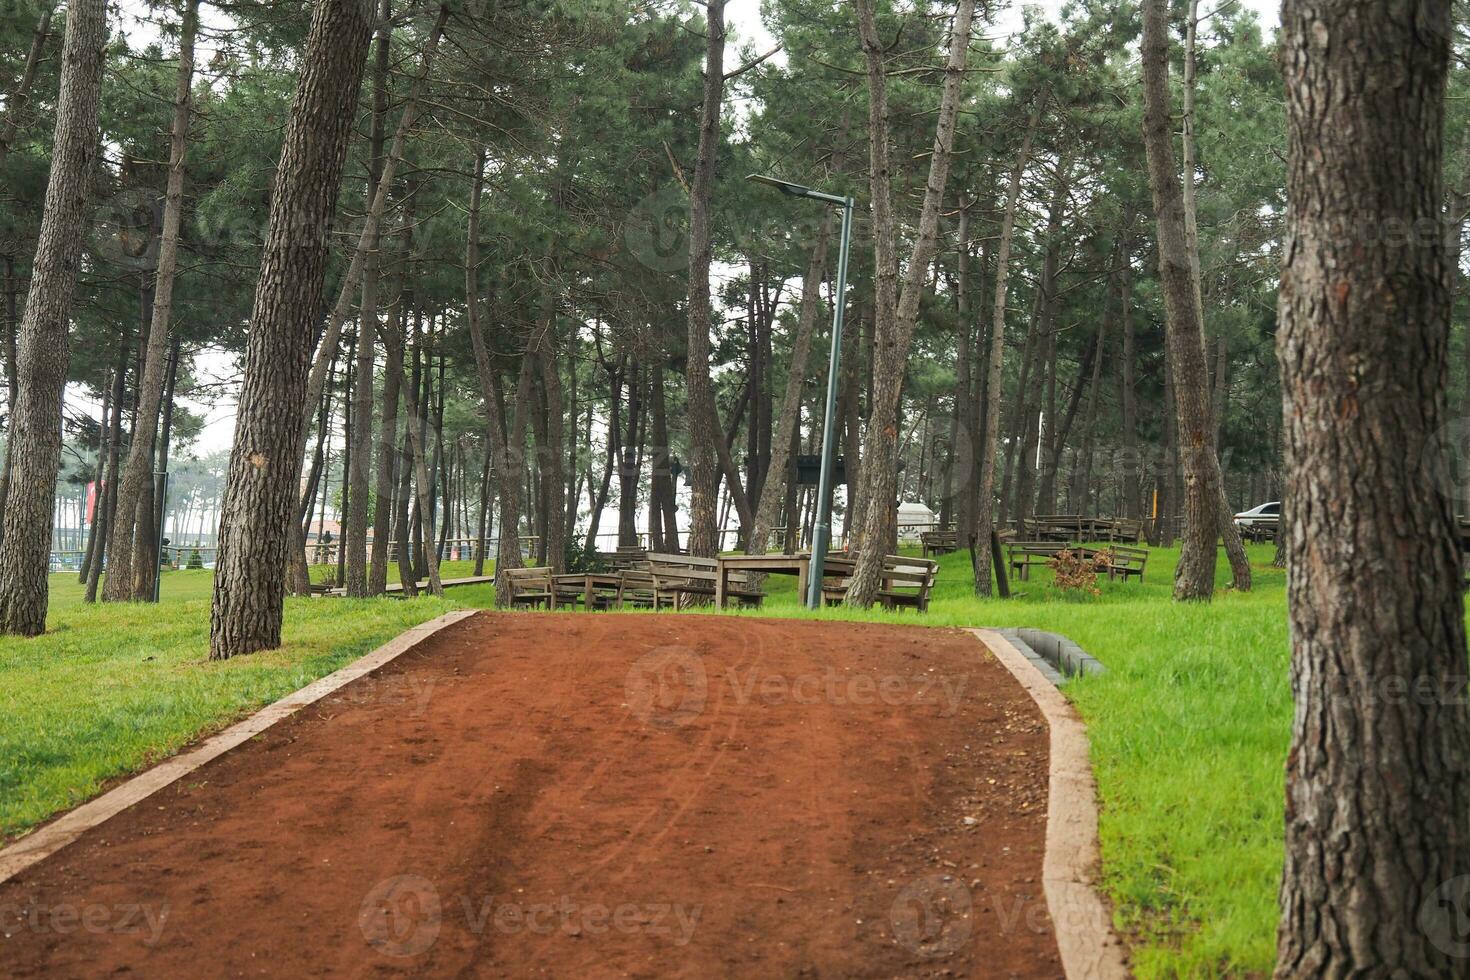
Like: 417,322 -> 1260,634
1107,518 -> 1145,544
503,566 -> 555,609
1006,541 -> 1068,581
920,529 -> 959,558
1084,545 -> 1149,582
645,553 -> 765,609
820,555 -> 939,612
616,567 -> 672,610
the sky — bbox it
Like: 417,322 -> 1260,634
70,0 -> 1285,466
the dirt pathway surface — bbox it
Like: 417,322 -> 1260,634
0,613 -> 1060,978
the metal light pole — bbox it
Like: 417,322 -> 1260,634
746,174 -> 854,609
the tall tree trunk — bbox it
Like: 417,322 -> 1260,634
85,332 -> 129,603
1073,319 -> 1106,518
0,255 -> 19,549
1015,169 -> 1068,519
1119,254 -> 1141,519
369,284 -> 405,595
103,0 -> 198,602
1001,291 -> 1041,522
0,0 -> 106,635
0,5 -> 55,163
534,304 -> 567,572
617,360 -> 643,547
134,339 -> 180,595
78,373 -> 112,583
344,0 -> 392,597
971,96 -> 1042,592
945,206 -> 971,537
209,0 -> 375,659
846,0 -> 976,606
649,362 -> 678,551
465,152 -> 523,602
1276,0 -> 1470,972
372,309 -> 443,596
749,217 -> 830,554
1141,0 -> 1233,600
683,0 -> 727,558
393,419 -> 416,596
284,6 -> 447,594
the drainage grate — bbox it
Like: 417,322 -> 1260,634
992,628 -> 1105,685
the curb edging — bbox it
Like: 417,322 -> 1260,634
970,628 -> 1131,980
0,609 -> 479,886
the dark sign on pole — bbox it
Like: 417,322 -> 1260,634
795,455 -> 845,487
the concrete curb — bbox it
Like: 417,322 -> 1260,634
997,628 -> 1107,684
0,609 -> 479,886
970,628 -> 1131,980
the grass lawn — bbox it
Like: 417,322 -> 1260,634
4,545 -> 1294,976
1,569 -> 465,844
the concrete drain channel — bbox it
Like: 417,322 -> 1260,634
991,628 -> 1105,686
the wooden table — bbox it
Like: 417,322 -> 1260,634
553,572 -> 625,609
714,554 -> 810,609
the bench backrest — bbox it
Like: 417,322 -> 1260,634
1009,541 -> 1066,557
503,567 -> 551,592
880,557 -> 938,592
1102,545 -> 1148,564
646,553 -> 717,569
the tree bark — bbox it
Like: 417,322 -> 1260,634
969,95 -> 1042,593
0,0 -> 106,635
846,0 -> 976,606
465,151 -> 524,603
749,217 -> 830,554
369,276 -> 405,595
284,5 -> 447,593
945,207 -> 971,537
0,255 -> 19,549
344,0 -> 393,597
372,308 -> 442,596
103,0 -> 198,603
1119,254 -> 1141,519
649,362 -> 678,551
1140,0 -> 1231,600
0,5 -> 55,163
1275,0 -> 1470,973
683,0 -> 727,558
209,0 -> 375,659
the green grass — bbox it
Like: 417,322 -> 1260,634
5,546 -> 1289,976
2,570 -> 462,843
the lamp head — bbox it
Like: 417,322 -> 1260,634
745,173 -> 813,198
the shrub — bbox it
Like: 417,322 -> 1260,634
1048,548 -> 1109,598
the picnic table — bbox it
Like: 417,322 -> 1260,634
553,572 -> 626,609
712,554 -> 815,609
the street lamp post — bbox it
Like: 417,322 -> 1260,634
746,174 -> 854,609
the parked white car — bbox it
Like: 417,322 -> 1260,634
1233,501 -> 1281,528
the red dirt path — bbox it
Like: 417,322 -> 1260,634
0,613 -> 1060,977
